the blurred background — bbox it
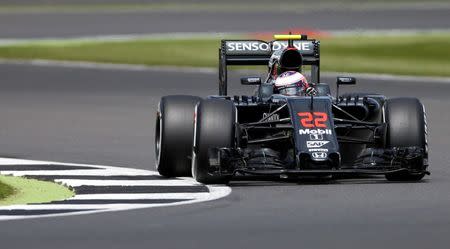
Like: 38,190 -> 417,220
0,0 -> 449,76
1,0 -> 449,38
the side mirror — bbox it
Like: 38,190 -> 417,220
335,76 -> 356,103
241,77 -> 262,85
337,76 -> 356,85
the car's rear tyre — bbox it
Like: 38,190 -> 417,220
156,95 -> 201,177
384,97 -> 427,181
192,99 -> 236,184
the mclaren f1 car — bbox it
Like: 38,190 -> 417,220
155,34 -> 429,184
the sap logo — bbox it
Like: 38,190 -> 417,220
306,141 -> 329,148
312,152 -> 327,159
309,133 -> 323,140
299,129 -> 332,135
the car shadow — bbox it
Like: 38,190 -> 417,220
228,175 -> 430,187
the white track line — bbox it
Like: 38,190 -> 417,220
0,158 -> 56,165
0,32 -> 235,46
0,186 -> 230,221
330,29 -> 450,36
321,72 -> 450,84
0,157 -> 151,170
1,29 -> 449,46
0,203 -> 192,210
1,58 -> 449,83
71,193 -> 211,200
0,157 -> 231,221
55,179 -> 202,187
1,170 -> 158,177
0,59 -> 217,74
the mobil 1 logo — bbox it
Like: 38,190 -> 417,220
299,129 -> 332,135
310,133 -> 323,140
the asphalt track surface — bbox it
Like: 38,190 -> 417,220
0,63 -> 450,248
1,8 -> 449,38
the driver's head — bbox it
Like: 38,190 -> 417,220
274,71 -> 309,96
279,48 -> 303,73
269,48 -> 303,78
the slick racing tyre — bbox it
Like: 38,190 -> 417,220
155,95 -> 201,177
192,99 -> 236,184
384,97 -> 427,181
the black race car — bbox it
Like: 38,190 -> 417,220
155,34 -> 429,184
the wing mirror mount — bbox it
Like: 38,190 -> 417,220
337,76 -> 356,85
336,76 -> 356,103
241,77 -> 262,85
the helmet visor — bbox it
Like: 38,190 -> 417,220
278,84 -> 304,96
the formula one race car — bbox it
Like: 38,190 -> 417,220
155,34 -> 429,184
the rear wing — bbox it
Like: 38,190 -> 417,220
219,39 -> 320,95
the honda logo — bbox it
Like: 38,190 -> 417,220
312,152 -> 327,159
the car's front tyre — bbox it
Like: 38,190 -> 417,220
192,99 -> 236,184
384,97 -> 428,181
156,95 -> 201,177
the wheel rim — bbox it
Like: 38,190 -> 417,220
155,112 -> 162,168
191,106 -> 199,179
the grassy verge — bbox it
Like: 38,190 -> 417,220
0,175 -> 74,206
0,34 -> 449,77
0,179 -> 14,201
321,34 -> 450,77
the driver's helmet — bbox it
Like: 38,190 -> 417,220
274,71 -> 309,96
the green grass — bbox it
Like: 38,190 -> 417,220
0,175 -> 74,206
0,179 -> 14,201
0,38 -> 220,67
0,34 -> 449,77
321,34 -> 450,77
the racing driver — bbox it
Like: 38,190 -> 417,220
274,71 -> 317,96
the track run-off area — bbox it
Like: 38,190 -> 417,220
0,157 -> 230,220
